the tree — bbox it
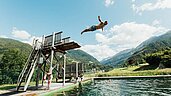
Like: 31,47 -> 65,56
160,50 -> 171,68
0,49 -> 27,84
145,53 -> 161,66
144,50 -> 171,68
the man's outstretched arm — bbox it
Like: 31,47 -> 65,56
98,16 -> 102,23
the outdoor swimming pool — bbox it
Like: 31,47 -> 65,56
67,78 -> 171,96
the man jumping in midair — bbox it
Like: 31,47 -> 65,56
81,16 -> 108,35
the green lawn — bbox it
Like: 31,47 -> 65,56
85,65 -> 171,77
0,84 -> 16,90
0,81 -> 38,90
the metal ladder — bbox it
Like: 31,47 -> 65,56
16,46 -> 40,91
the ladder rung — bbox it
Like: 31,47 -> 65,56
16,48 -> 39,91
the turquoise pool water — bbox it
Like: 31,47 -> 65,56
78,78 -> 171,96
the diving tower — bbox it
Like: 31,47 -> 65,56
16,31 -> 81,91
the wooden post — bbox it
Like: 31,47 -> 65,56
92,78 -> 95,85
56,63 -> 58,83
42,35 -> 45,47
63,53 -> 66,86
48,32 -> 55,89
42,70 -> 43,86
32,38 -> 36,48
42,61 -> 46,86
36,57 -> 43,88
36,64 -> 40,89
76,62 -> 78,82
50,32 -> 55,73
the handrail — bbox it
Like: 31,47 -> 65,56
16,40 -> 38,91
16,46 -> 36,91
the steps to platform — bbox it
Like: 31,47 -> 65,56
16,32 -> 81,92
16,47 -> 39,91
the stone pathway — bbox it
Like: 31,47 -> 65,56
0,82 -> 75,96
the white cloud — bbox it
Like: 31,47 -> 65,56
105,0 -> 114,7
81,22 -> 169,61
12,27 -> 31,39
106,22 -> 168,46
132,0 -> 135,3
0,35 -> 8,38
96,33 -> 108,43
22,36 -> 42,45
81,44 -> 116,61
152,19 -> 160,26
133,0 -> 171,14
10,27 -> 43,45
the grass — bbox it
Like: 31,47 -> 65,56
0,84 -> 16,90
85,65 -> 171,77
0,81 -> 40,90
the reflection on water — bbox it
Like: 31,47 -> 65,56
82,78 -> 171,96
60,78 -> 171,96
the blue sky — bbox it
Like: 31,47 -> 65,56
0,0 -> 171,61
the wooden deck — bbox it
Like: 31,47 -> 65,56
43,41 -> 81,53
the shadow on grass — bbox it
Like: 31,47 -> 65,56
0,85 -> 16,90
0,91 -> 25,96
134,65 -> 158,71
0,86 -> 45,96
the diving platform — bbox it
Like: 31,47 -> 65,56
16,31 -> 82,91
43,41 -> 80,54
42,32 -> 80,53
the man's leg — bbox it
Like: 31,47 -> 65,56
81,26 -> 96,35
81,29 -> 91,34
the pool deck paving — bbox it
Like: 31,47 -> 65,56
0,82 -> 78,96
0,78 -> 91,96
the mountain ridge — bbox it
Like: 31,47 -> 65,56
0,37 -> 101,66
101,30 -> 171,67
